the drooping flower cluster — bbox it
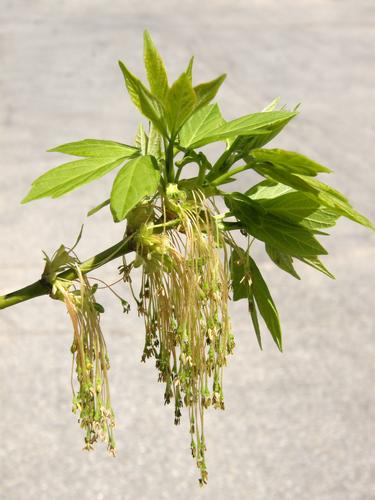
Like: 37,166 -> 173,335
53,266 -> 116,456
133,186 -> 235,485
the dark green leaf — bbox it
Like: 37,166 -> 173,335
230,248 -> 262,348
110,155 -> 160,222
265,244 -> 301,279
48,139 -> 139,159
229,247 -> 250,301
94,302 -> 105,314
248,254 -> 283,351
225,193 -> 328,257
252,161 -> 375,230
143,30 -> 169,101
248,286 -> 263,349
22,157 -> 125,203
248,180 -> 339,230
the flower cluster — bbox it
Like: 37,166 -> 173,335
134,187 -> 234,484
53,267 -> 116,456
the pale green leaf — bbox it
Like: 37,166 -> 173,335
179,104 -> 225,149
48,139 -> 138,159
22,157 -> 125,203
165,72 -> 197,135
193,74 -> 226,109
110,155 -> 160,222
185,56 -> 194,84
87,199 -> 110,217
147,123 -> 162,158
262,97 -> 281,112
135,124 -> 148,155
189,110 -> 297,148
143,30 -> 169,101
118,61 -> 167,136
252,148 -> 332,176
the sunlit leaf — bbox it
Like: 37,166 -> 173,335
143,30 -> 169,101
48,139 -> 138,159
189,110 -> 296,148
165,72 -> 197,135
225,192 -> 328,257
118,61 -> 167,136
22,157 -> 125,203
179,104 -> 225,149
110,155 -> 160,222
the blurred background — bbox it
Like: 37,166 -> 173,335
0,1 -> 374,499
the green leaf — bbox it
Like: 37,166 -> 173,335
165,72 -> 197,135
230,248 -> 262,348
94,302 -> 105,314
87,199 -> 110,217
135,124 -> 148,155
252,148 -> 332,176
230,247 -> 281,349
296,255 -> 335,279
22,157 -> 125,203
252,160 -> 375,230
248,180 -> 339,230
185,56 -> 194,84
248,287 -> 263,349
225,193 -> 328,257
118,61 -> 167,136
110,155 -> 160,222
193,74 -> 226,109
225,100 -> 293,154
248,254 -> 283,351
230,247 -> 250,301
48,139 -> 138,159
147,123 -> 162,159
265,244 -> 301,280
179,103 -> 225,149
188,110 -> 297,148
143,30 -> 169,101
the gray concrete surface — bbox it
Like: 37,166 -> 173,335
1,1 -> 374,499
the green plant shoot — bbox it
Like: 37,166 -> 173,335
0,31 -> 373,486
